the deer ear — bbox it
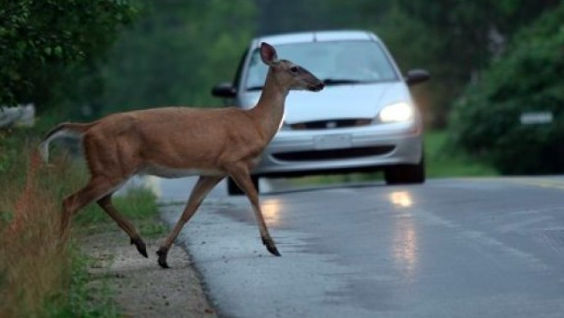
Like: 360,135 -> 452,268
260,42 -> 278,66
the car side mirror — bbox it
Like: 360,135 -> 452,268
211,82 -> 237,98
405,69 -> 430,86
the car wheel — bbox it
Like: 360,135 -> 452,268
384,156 -> 425,185
227,176 -> 260,195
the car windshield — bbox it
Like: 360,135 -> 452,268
245,40 -> 398,90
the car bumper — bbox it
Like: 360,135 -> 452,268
253,121 -> 423,177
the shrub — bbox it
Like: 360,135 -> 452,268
449,3 -> 564,174
0,129 -> 116,317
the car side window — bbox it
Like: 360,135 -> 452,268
233,49 -> 249,90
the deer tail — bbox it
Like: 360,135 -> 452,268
38,122 -> 94,162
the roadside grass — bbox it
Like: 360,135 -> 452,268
287,129 -> 497,187
0,127 -> 160,318
424,130 -> 498,177
74,186 -> 165,239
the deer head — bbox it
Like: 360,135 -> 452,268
260,42 -> 324,92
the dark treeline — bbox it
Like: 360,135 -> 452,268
256,0 -> 559,126
1,0 -> 561,131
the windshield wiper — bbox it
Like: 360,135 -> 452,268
321,78 -> 364,85
247,78 -> 366,91
247,85 -> 264,91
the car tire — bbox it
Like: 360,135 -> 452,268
227,176 -> 260,195
384,155 -> 425,185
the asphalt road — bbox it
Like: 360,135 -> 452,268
158,176 -> 564,318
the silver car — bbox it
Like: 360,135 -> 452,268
212,30 -> 429,194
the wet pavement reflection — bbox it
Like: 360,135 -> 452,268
154,176 -> 564,318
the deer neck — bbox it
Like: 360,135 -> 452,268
251,68 -> 290,142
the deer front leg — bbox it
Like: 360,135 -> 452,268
227,164 -> 281,257
157,175 -> 223,268
97,194 -> 147,258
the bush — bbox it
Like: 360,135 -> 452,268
449,3 -> 564,174
0,0 -> 136,108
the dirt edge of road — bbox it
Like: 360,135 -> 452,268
81,228 -> 217,318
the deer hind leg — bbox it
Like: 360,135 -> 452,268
227,164 -> 281,257
157,175 -> 223,268
97,194 -> 147,258
60,177 -> 121,238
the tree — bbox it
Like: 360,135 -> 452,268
94,0 -> 257,114
252,1 -> 559,127
371,0 -> 559,126
0,0 -> 136,109
449,2 -> 564,174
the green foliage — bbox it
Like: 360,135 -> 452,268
425,130 -> 497,177
254,0 -> 557,127
372,0 -> 558,126
75,186 -> 163,238
2,0 -> 559,127
0,127 -> 115,317
449,3 -> 564,174
97,0 -> 256,113
0,0 -> 137,109
0,124 -> 159,317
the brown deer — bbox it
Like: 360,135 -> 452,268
39,43 -> 324,268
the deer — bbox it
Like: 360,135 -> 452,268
39,42 -> 324,268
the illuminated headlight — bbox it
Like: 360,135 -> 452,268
378,102 -> 414,123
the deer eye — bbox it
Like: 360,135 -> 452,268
290,66 -> 299,73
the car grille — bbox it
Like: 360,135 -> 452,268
290,118 -> 372,130
271,146 -> 395,161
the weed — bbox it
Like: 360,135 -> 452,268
0,128 -> 159,317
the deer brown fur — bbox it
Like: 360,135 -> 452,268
39,42 -> 324,268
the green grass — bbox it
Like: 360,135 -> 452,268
74,186 -> 165,238
424,130 -> 498,177
46,184 -> 161,318
0,126 -> 161,318
43,248 -> 120,318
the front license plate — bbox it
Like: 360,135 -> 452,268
314,134 -> 352,150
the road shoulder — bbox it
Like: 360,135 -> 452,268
81,228 -> 217,318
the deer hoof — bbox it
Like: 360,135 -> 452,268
266,243 -> 281,257
130,237 -> 148,258
156,247 -> 170,268
262,237 -> 281,257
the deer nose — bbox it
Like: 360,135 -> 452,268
313,82 -> 324,91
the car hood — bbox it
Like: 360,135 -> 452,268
239,81 -> 411,124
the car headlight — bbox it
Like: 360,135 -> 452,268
378,102 -> 414,123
